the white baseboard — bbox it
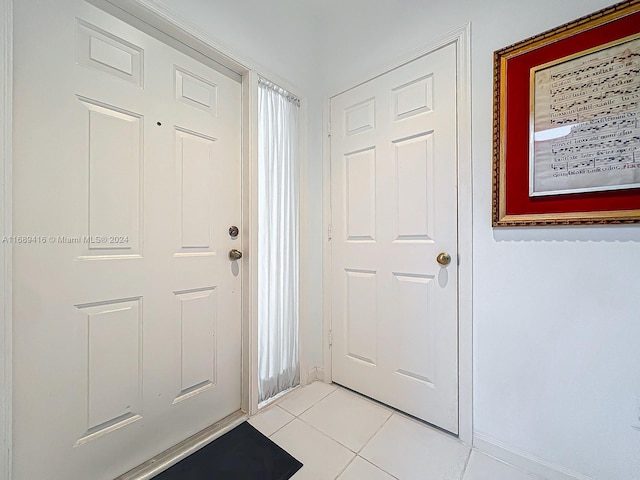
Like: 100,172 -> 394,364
306,366 -> 318,383
474,433 -> 592,480
306,367 -> 325,383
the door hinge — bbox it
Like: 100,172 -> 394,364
328,224 -> 332,241
327,121 -> 332,137
328,330 -> 333,346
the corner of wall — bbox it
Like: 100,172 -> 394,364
306,366 -> 325,384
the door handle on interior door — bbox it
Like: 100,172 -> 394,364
436,252 -> 451,266
229,249 -> 243,260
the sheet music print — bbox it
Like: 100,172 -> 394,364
531,36 -> 640,196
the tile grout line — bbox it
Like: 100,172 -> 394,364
332,454 -> 357,480
281,384 -> 338,418
358,410 -> 395,455
266,383 -> 479,480
281,384 -> 399,479
293,386 -> 394,456
358,455 -> 401,480
274,383 -> 471,479
260,406 -> 296,438
268,384 -> 345,477
460,447 -> 473,479
296,413 -> 359,454
282,389 -> 357,480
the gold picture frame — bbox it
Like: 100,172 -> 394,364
492,0 -> 640,226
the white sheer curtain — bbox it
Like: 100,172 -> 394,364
258,77 -> 300,403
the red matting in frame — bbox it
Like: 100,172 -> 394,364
494,3 -> 640,225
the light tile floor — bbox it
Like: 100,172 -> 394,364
249,382 -> 543,480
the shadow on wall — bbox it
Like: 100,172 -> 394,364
493,225 -> 640,243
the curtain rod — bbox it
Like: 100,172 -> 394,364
259,77 -> 301,106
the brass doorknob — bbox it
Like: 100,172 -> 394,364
436,252 -> 451,266
229,249 -> 243,260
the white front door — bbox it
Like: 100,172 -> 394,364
12,1 -> 242,478
330,43 -> 459,433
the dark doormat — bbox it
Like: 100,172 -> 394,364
153,421 -> 303,480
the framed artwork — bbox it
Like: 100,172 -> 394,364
493,0 -> 640,226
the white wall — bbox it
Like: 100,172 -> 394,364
156,1 -> 640,478
314,1 -> 640,479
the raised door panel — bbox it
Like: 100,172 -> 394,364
79,97 -> 142,256
75,298 -> 143,446
345,148 -> 377,242
173,288 -> 217,403
392,133 -> 435,243
344,269 -> 378,367
77,19 -> 143,86
175,128 -> 217,254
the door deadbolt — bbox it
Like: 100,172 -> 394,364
228,226 -> 239,238
229,249 -> 243,260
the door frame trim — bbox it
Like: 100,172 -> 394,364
2,0 -> 308,475
322,23 -> 473,445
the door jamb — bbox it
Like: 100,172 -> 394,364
322,24 -> 473,445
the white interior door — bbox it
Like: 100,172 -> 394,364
330,43 -> 459,433
12,1 -> 242,478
